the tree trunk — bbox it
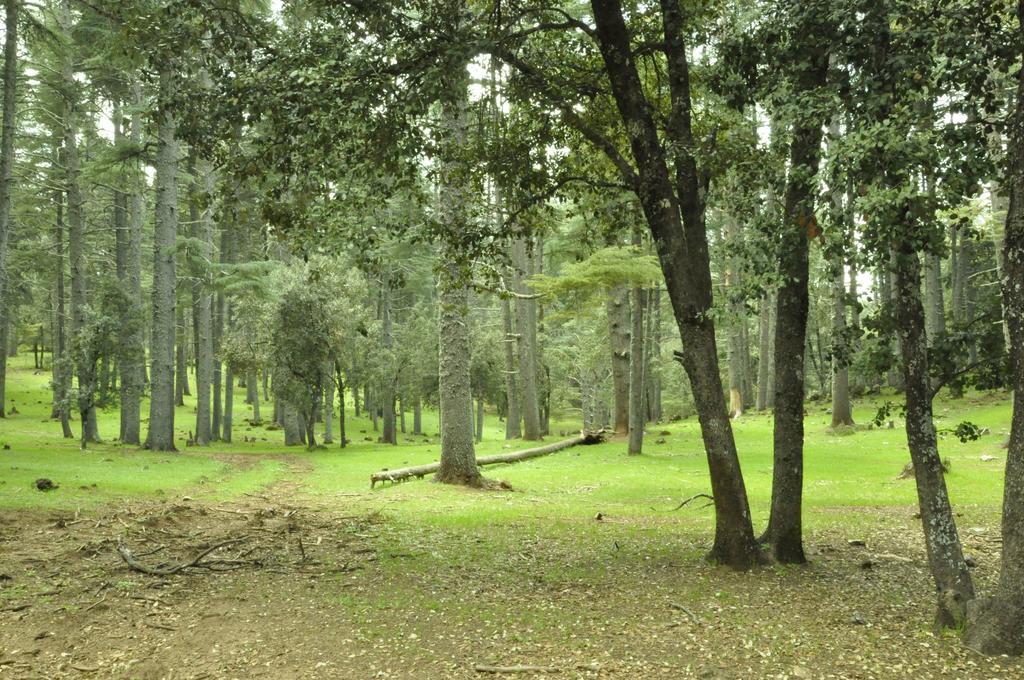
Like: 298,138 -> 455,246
61,0 -> 99,447
606,284 -> 630,434
755,292 -> 774,411
475,396 -> 484,443
212,229 -> 227,439
146,67 -> 179,452
590,0 -> 761,569
324,365 -> 334,444
646,284 -> 662,422
828,118 -> 854,428
117,77 -> 144,445
964,21 -> 1024,651
222,359 -> 233,443
762,47 -> 829,564
893,244 -> 975,627
381,273 -> 397,444
175,306 -> 188,406
628,285 -> 646,455
501,283 -> 521,439
512,238 -> 541,440
191,157 -> 215,445
249,369 -> 262,423
413,397 -> 422,435
52,175 -> 73,439
283,401 -> 302,446
0,0 -> 16,419
724,218 -> 746,418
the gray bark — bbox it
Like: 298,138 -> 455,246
52,175 -> 73,439
606,284 -> 630,433
501,282 -> 521,439
627,284 -> 645,455
249,369 -> 262,423
436,265 -> 479,484
512,238 -> 541,440
0,0 -> 16,418
964,36 -> 1024,652
61,0 -> 99,446
755,291 -> 775,411
893,245 -> 975,628
117,78 -> 144,445
380,273 -> 396,444
191,157 -> 215,444
146,67 -> 179,451
828,118 -> 853,428
175,306 -> 189,406
324,365 -> 334,443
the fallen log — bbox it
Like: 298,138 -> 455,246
370,431 -> 605,488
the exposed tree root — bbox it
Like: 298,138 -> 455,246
116,537 -> 249,576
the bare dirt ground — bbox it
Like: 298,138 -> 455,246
1,474 -> 1023,679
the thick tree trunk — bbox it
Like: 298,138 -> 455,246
283,401 -> 302,446
606,284 -> 630,434
964,22 -> 1024,652
512,238 -> 541,440
436,268 -> 479,484
0,0 -> 16,419
434,35 -> 480,486
893,245 -> 975,627
146,68 -> 179,452
590,0 -> 761,569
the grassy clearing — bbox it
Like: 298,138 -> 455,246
0,352 -> 1011,524
0,353 -> 1019,678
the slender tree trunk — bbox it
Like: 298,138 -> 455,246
647,284 -> 662,421
116,78 -> 144,445
413,397 -> 422,435
61,0 -> 99,446
52,179 -> 73,439
175,306 -> 188,406
606,284 -> 630,434
324,365 -> 334,444
591,0 -> 761,568
627,284 -> 645,455
893,245 -> 975,627
828,118 -> 854,428
0,0 -> 17,419
191,157 -> 214,444
724,218 -> 746,418
512,238 -> 541,440
501,284 -> 521,439
756,292 -> 773,411
146,67 -> 179,452
249,369 -> 261,423
212,229 -> 227,439
762,47 -> 829,564
381,273 -> 396,444
222,359 -> 233,443
475,396 -> 484,443
337,369 -> 347,447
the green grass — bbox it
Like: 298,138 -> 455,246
0,351 -> 1011,530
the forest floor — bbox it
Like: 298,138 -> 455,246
0,356 -> 1022,679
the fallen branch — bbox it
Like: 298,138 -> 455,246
663,493 -> 714,511
371,432 -> 605,488
473,665 -> 560,674
116,538 -> 248,576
